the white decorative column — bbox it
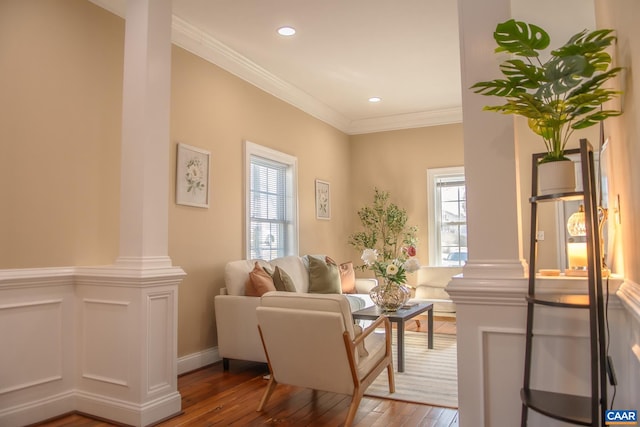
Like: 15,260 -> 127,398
117,0 -> 173,269
457,0 -> 527,279
73,1 -> 185,425
450,0 -> 530,425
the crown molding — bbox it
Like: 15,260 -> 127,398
89,0 -> 462,134
170,16 -> 352,132
346,107 -> 463,135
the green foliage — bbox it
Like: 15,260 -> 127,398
471,19 -> 622,163
348,189 -> 418,271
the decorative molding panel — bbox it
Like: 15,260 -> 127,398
0,268 -> 75,289
0,299 -> 63,394
146,292 -> 174,395
81,298 -> 131,388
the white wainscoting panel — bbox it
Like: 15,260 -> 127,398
0,271 -> 76,427
146,291 -> 174,395
449,274 -> 637,427
0,266 -> 184,427
0,299 -> 63,394
82,298 -> 130,387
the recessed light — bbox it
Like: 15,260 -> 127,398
369,97 -> 382,103
277,26 -> 296,36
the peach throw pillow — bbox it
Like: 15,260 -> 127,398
245,262 -> 276,297
339,261 -> 356,294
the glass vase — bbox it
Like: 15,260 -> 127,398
369,279 -> 410,312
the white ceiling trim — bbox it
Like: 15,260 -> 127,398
347,107 -> 463,135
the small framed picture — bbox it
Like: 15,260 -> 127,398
315,179 -> 331,220
176,143 -> 210,208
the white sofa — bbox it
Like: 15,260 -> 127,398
214,255 -> 377,369
408,266 -> 462,317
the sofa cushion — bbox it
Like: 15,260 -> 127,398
270,256 -> 310,293
245,262 -> 277,296
272,266 -> 297,292
308,255 -> 342,294
339,261 -> 356,294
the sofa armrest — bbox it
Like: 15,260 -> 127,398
214,295 -> 267,363
414,284 -> 451,300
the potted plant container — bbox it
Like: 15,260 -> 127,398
471,19 -> 622,195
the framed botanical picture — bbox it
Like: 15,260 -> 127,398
315,179 -> 330,220
176,143 -> 210,208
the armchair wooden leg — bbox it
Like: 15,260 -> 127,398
345,390 -> 364,427
257,376 -> 278,411
387,362 -> 395,393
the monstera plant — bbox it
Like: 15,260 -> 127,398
472,19 -> 622,163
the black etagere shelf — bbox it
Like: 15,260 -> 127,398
521,139 -> 608,426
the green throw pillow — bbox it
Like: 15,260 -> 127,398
308,255 -> 342,294
272,266 -> 297,292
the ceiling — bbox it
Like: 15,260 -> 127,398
90,0 -> 595,135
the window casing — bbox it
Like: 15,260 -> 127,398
245,141 -> 298,261
427,167 -> 467,266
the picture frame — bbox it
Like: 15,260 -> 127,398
315,179 -> 331,220
176,143 -> 210,208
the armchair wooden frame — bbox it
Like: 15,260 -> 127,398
257,315 -> 395,427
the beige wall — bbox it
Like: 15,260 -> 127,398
169,47 -> 352,356
349,125 -> 465,281
595,0 -> 640,284
0,0 -> 122,268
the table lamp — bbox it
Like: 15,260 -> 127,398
566,204 -> 588,276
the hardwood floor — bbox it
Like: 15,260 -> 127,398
33,318 -> 457,427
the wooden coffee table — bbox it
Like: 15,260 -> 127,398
351,302 -> 433,372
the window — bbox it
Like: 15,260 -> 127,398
245,141 -> 298,261
427,167 -> 467,266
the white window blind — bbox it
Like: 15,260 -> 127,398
427,167 -> 467,266
245,141 -> 298,261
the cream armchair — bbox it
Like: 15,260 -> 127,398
256,291 -> 394,427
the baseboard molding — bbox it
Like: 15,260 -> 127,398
177,347 -> 220,375
0,390 -> 75,427
75,389 -> 182,426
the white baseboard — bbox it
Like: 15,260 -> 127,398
177,347 -> 220,375
0,390 -> 75,427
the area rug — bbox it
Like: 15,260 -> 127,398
365,332 -> 458,408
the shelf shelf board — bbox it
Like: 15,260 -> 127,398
521,388 -> 595,426
530,191 -> 584,203
526,294 -> 590,308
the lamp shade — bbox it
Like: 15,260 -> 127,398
567,204 -> 586,237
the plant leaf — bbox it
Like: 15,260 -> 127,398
494,19 -> 550,57
499,59 -> 544,89
572,110 -> 622,129
553,29 -> 616,58
471,79 -> 525,97
566,68 -> 622,98
537,55 -> 590,97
